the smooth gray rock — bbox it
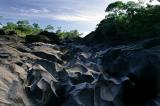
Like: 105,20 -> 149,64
0,35 -> 160,106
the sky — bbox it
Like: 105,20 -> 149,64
0,0 -> 159,36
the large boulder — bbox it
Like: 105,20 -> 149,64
0,65 -> 33,106
101,44 -> 160,106
26,64 -> 60,106
25,31 -> 60,44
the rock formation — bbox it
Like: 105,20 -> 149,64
25,31 -> 60,44
0,32 -> 160,106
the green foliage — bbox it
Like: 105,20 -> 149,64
2,20 -> 41,36
32,23 -> 42,35
33,23 -> 40,29
17,20 -> 29,26
57,29 -> 82,40
3,22 -> 17,31
106,1 -> 126,12
2,20 -> 81,40
91,1 -> 160,43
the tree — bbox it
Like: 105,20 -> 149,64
45,25 -> 54,31
3,20 -> 41,36
32,23 -> 40,29
106,1 -> 126,17
57,29 -> 81,40
32,23 -> 41,35
16,20 -> 32,34
56,27 -> 62,34
17,20 -> 29,26
70,30 -> 82,38
1,19 -> 82,39
106,1 -> 126,12
88,0 -> 160,43
3,22 -> 17,31
126,1 -> 142,18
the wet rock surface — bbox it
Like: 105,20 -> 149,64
0,34 -> 160,106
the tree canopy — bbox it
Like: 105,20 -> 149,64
85,1 -> 160,43
105,1 -> 126,12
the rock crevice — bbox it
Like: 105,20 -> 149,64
0,35 -> 160,106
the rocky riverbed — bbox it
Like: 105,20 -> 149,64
0,34 -> 160,106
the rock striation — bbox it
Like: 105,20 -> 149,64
0,33 -> 160,106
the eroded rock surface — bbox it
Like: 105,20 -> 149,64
0,34 -> 160,106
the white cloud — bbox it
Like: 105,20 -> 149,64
53,14 -> 104,23
10,7 -> 104,23
12,7 -> 50,14
8,0 -> 160,24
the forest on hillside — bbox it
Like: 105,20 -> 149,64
85,0 -> 160,44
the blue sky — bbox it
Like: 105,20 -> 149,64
0,0 -> 159,36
